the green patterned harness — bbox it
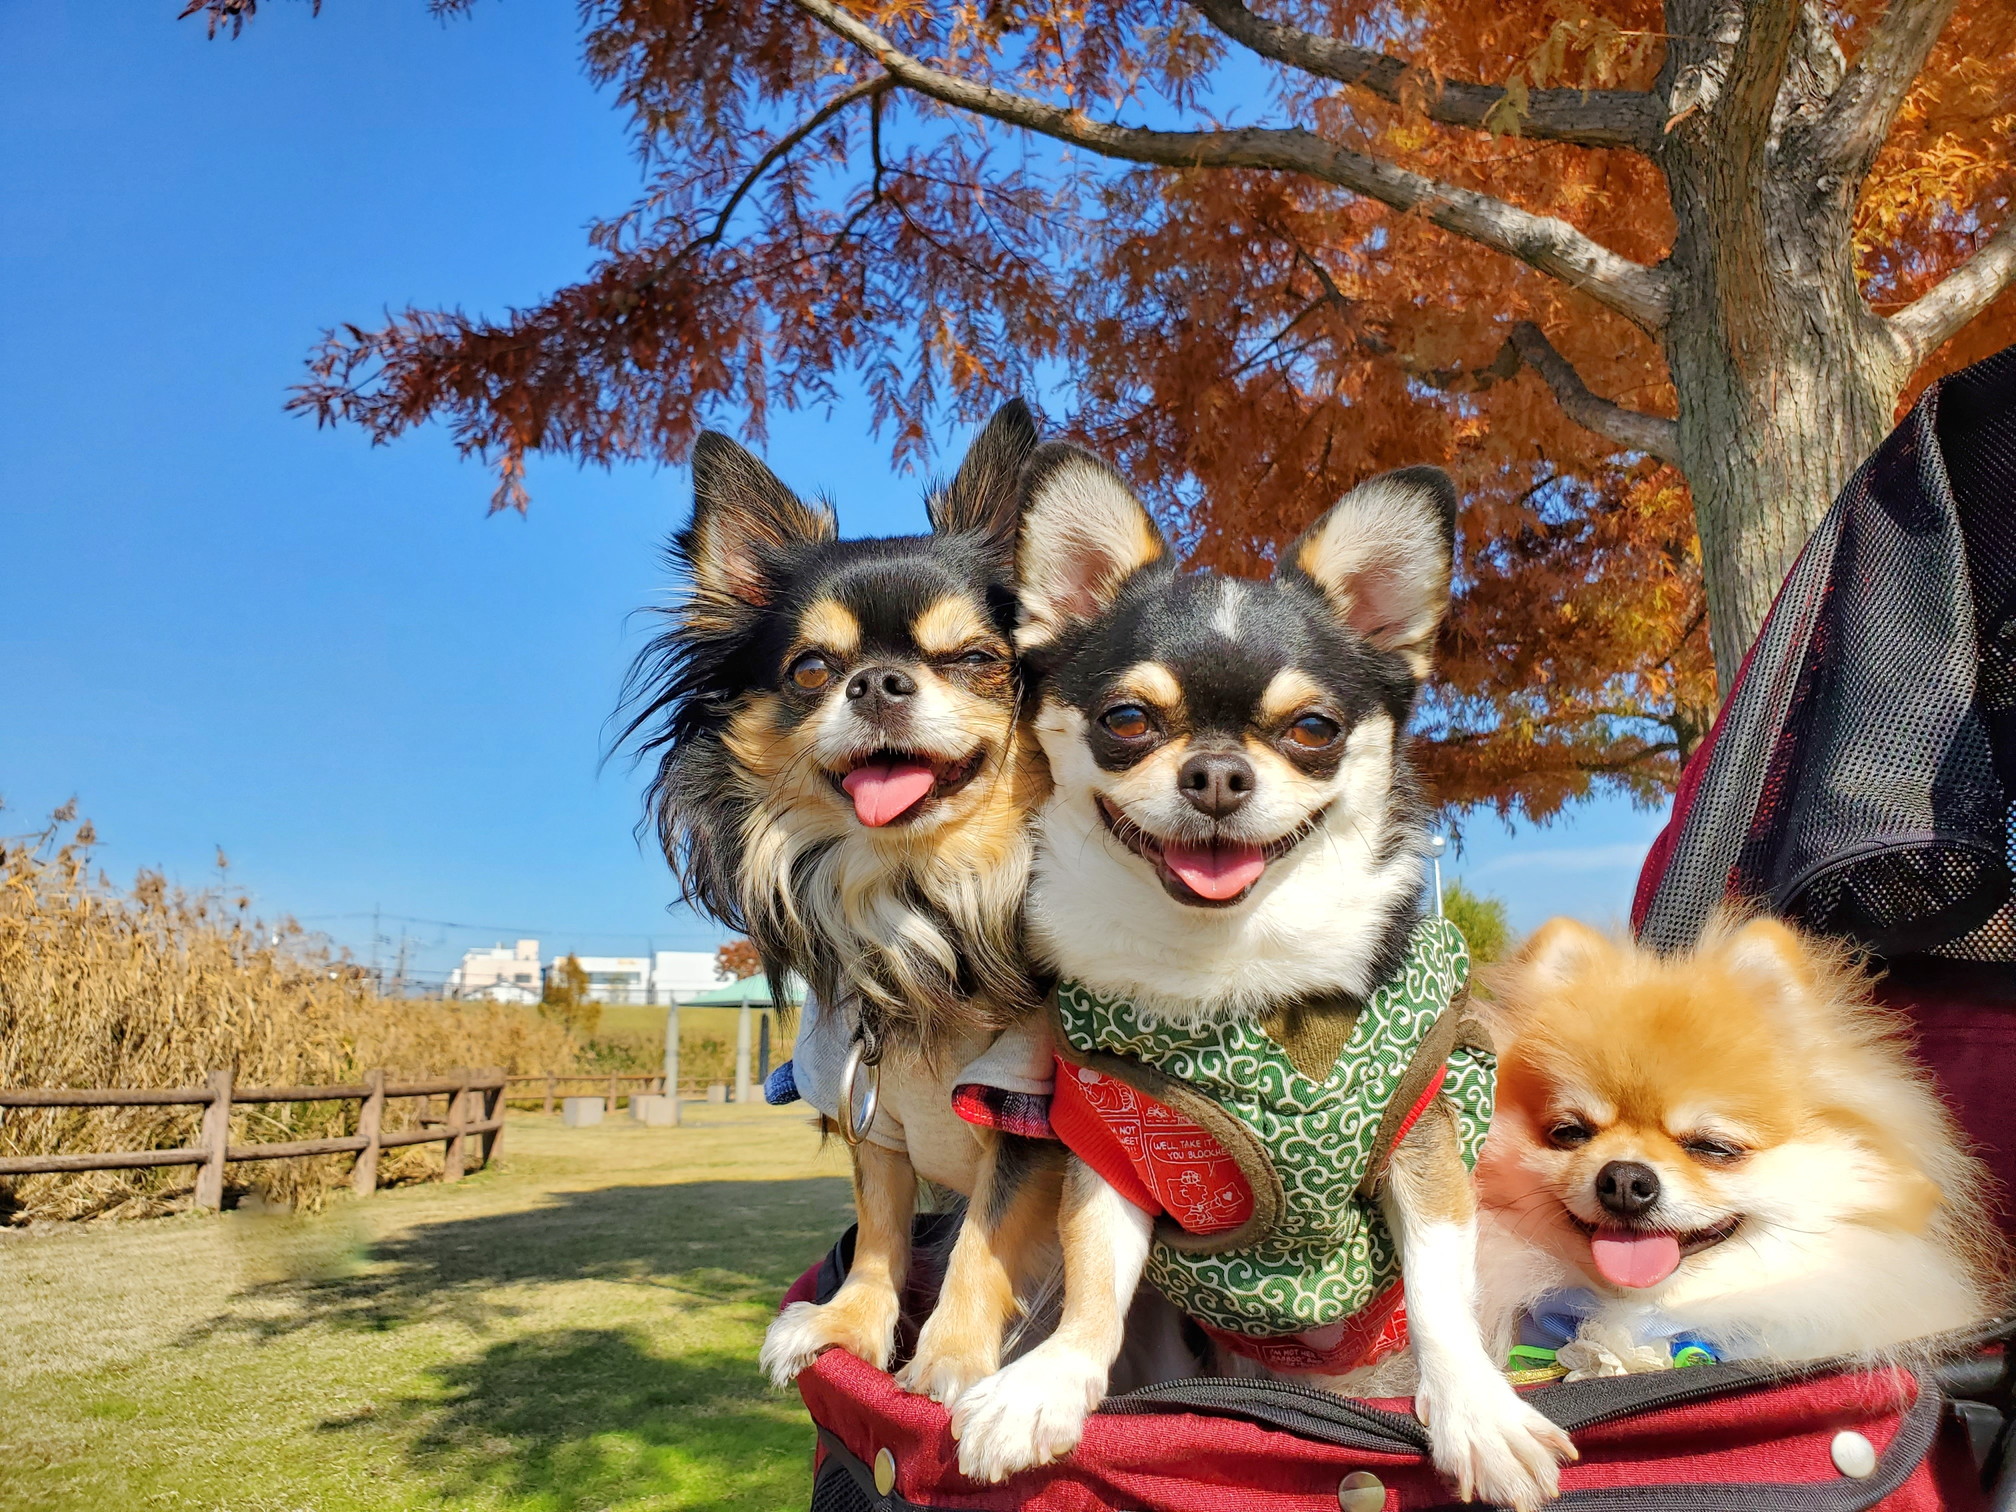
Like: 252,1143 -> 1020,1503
1051,917 -> 1494,1341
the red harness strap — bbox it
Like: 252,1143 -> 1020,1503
1049,1053 -> 1452,1374
1049,1059 -> 1253,1233
1198,1284 -> 1410,1374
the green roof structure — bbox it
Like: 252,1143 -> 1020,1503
679,974 -> 807,1008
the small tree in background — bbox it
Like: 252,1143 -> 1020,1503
715,938 -> 763,981
540,953 -> 600,1039
1443,882 -> 1512,966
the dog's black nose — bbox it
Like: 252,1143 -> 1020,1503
1178,750 -> 1254,818
1595,1160 -> 1661,1218
845,667 -> 918,704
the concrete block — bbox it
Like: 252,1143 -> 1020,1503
630,1094 -> 677,1126
706,1083 -> 728,1104
561,1096 -> 605,1127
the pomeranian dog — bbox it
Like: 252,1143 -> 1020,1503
947,444 -> 1575,1509
625,401 -> 1061,1402
1477,914 -> 2009,1373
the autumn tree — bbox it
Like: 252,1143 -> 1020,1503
539,953 -> 600,1039
716,937 -> 764,980
191,0 -> 2016,821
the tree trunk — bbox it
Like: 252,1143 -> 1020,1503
1664,225 -> 1907,686
1659,1 -> 1914,687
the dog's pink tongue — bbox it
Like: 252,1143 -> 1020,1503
840,760 -> 937,827
1590,1229 -> 1682,1288
1162,839 -> 1268,901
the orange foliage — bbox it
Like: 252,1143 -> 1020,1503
716,938 -> 764,980
193,0 -> 2016,822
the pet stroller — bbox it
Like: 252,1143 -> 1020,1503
787,343 -> 2016,1510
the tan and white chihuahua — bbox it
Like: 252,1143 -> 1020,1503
626,404 -> 1062,1404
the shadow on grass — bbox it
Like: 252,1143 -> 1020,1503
190,1176 -> 853,1339
322,1326 -> 814,1512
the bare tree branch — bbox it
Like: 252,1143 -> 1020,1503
1805,0 -> 1960,172
1507,322 -> 1680,462
785,0 -> 1673,331
1889,214 -> 2016,365
1184,0 -> 1662,152
676,74 -> 895,260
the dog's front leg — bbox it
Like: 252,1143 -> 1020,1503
899,1133 -> 1065,1406
949,1155 -> 1151,1483
1385,1100 -> 1576,1511
762,1138 -> 916,1383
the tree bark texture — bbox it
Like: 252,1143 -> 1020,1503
1656,0 -> 1917,682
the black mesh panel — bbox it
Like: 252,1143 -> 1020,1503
1639,345 -> 2016,963
809,1459 -> 875,1512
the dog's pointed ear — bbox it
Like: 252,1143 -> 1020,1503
1015,443 -> 1168,648
1476,916 -> 1609,1042
928,399 -> 1039,560
682,432 -> 836,614
1712,916 -> 1834,1030
1276,465 -> 1456,678
1512,917 -> 1611,992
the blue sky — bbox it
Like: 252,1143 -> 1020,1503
0,2 -> 1666,987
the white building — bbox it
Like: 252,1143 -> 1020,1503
652,950 -> 729,1003
540,948 -> 732,1005
448,940 -> 543,1004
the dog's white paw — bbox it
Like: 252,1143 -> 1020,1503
948,1344 -> 1106,1483
760,1296 -> 898,1387
894,1318 -> 998,1407
1418,1370 -> 1576,1511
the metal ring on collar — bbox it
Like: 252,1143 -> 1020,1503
838,1037 -> 880,1147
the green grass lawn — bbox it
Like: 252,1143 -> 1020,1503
0,1104 -> 852,1511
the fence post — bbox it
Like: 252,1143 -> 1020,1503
443,1068 -> 469,1183
735,1002 -> 753,1105
479,1067 -> 504,1168
543,1072 -> 555,1117
606,1071 -> 618,1114
351,1068 -> 386,1196
194,1067 -> 233,1211
663,1002 -> 681,1126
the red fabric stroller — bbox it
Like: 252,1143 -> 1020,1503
788,345 -> 2016,1510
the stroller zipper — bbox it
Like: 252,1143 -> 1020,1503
1101,1356 -> 1918,1442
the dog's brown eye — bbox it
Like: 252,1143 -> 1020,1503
1286,713 -> 1341,749
957,647 -> 1001,666
790,653 -> 834,691
1548,1120 -> 1594,1149
1101,705 -> 1152,740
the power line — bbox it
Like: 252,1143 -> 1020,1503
293,909 -> 722,944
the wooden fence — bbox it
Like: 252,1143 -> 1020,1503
0,1067 -> 506,1209
505,1072 -> 679,1115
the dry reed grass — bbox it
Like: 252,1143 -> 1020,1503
0,805 -> 580,1221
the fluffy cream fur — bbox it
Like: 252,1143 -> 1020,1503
1476,915 -> 2010,1368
